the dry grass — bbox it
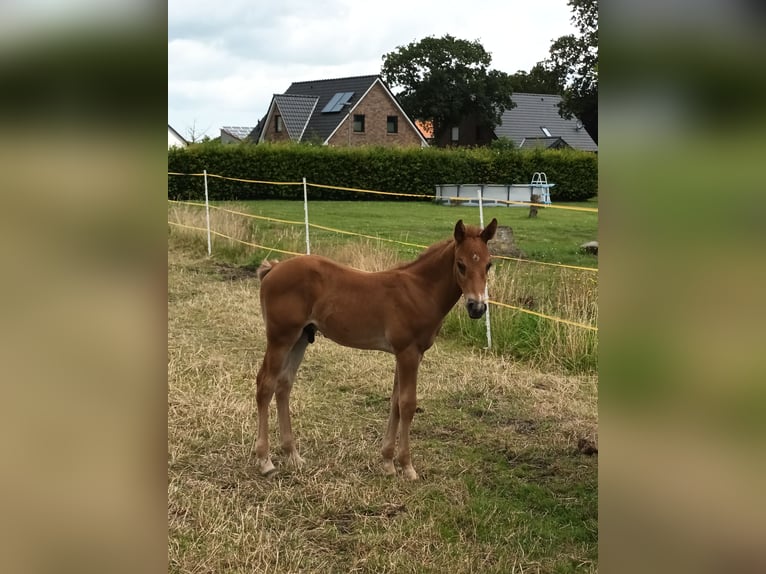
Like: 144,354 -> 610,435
168,239 -> 598,573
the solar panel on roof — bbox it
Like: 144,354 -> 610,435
321,93 -> 344,113
321,91 -> 354,113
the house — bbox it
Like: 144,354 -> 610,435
220,126 -> 254,144
426,92 -> 597,151
429,116 -> 496,147
168,124 -> 188,149
252,75 -> 428,148
494,93 -> 597,152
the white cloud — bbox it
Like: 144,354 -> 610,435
168,0 -> 578,138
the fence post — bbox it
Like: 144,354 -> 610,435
203,169 -> 212,256
303,177 -> 311,254
477,188 -> 492,349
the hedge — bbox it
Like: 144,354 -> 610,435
168,142 -> 597,202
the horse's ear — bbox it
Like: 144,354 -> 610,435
454,219 -> 466,242
481,218 -> 498,243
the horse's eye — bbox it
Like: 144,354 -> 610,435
486,262 -> 493,272
457,261 -> 466,274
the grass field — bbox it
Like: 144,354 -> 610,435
179,199 -> 599,268
168,202 -> 598,573
168,243 -> 598,573
168,199 -> 598,373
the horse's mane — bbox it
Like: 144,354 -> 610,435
395,225 -> 485,271
394,238 -> 449,270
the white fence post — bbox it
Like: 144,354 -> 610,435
477,188 -> 492,349
203,169 -> 212,256
303,177 -> 311,254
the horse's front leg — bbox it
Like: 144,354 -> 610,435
394,347 -> 422,480
381,365 -> 400,476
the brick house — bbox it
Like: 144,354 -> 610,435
251,75 -> 428,148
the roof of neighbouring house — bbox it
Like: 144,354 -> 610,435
494,93 -> 597,152
518,136 -> 570,150
168,124 -> 188,145
221,126 -> 255,141
415,120 -> 433,139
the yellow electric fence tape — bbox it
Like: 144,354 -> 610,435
167,221 -> 303,256
488,299 -> 598,331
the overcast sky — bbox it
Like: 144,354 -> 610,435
168,0 -> 578,140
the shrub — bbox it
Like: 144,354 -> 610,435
168,142 -> 597,202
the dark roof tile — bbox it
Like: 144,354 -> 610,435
495,93 -> 597,152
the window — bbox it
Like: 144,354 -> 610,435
275,115 -> 283,133
353,114 -> 365,133
540,126 -> 551,137
387,115 -> 398,134
451,126 -> 459,142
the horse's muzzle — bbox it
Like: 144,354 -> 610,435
466,299 -> 487,319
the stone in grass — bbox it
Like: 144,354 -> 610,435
580,241 -> 598,255
489,226 -> 526,258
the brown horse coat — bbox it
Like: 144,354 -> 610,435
254,218 -> 497,479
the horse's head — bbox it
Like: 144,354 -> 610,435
453,218 -> 498,319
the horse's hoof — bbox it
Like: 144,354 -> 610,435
402,466 -> 418,481
382,460 -> 396,476
258,458 -> 276,476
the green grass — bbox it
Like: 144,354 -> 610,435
201,199 -> 598,268
168,199 -> 598,374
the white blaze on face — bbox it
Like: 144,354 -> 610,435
463,252 -> 487,304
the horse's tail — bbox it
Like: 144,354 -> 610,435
256,259 -> 277,281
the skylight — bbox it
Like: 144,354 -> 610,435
321,92 -> 354,113
541,127 -> 552,137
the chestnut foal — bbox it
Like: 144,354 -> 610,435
254,218 -> 497,479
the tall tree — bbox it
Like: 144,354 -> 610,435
509,61 -> 565,95
549,0 -> 598,141
381,35 -> 515,144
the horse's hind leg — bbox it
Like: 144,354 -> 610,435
275,332 -> 310,468
255,340 -> 292,476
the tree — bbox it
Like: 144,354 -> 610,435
509,61 -> 565,95
185,119 -> 211,144
548,0 -> 598,141
381,35 -> 515,145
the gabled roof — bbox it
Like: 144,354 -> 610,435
282,74 -> 380,143
257,75 -> 427,146
494,93 -> 597,152
518,136 -> 570,150
273,94 -> 319,141
221,126 -> 254,141
168,124 -> 188,145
